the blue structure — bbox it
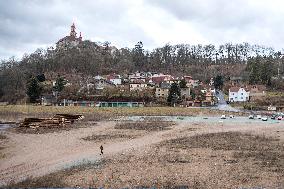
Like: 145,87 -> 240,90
96,102 -> 144,107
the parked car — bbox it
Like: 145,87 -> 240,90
271,114 -> 277,120
221,115 -> 226,119
262,117 -> 268,121
229,115 -> 235,118
249,115 -> 254,119
277,115 -> 283,120
256,115 -> 262,119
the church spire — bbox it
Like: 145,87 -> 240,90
70,23 -> 77,37
79,32 -> 82,41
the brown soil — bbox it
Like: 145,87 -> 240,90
114,121 -> 174,131
11,121 -> 97,134
162,132 -> 284,175
1,119 -> 284,188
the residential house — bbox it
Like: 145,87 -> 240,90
94,76 -> 115,90
204,91 -> 215,106
180,88 -> 191,100
41,94 -> 56,106
128,71 -> 147,83
229,87 -> 250,102
183,76 -> 200,88
155,82 -> 171,98
107,74 -> 122,86
129,80 -> 148,91
150,74 -> 174,85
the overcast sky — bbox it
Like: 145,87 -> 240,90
1,0 -> 284,60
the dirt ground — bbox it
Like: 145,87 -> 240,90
1,116 -> 284,188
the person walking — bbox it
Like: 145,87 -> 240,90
100,145 -> 104,155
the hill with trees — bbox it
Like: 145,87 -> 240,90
0,40 -> 284,103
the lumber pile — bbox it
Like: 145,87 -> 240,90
20,114 -> 84,129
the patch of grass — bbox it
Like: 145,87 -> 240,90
162,132 -> 284,174
7,160 -> 104,188
0,134 -> 7,159
82,134 -> 137,141
0,133 -> 8,140
267,92 -> 284,97
0,146 -> 5,159
114,121 -> 174,131
0,105 -> 248,119
162,132 -> 279,151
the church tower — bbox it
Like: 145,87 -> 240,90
70,23 -> 77,38
79,32 -> 82,41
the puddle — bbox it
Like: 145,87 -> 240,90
117,116 -> 282,124
0,124 -> 14,131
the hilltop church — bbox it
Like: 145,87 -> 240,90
56,23 -> 82,48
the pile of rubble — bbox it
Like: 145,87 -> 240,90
20,114 -> 84,129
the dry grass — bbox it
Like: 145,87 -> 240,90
114,121 -> 174,131
0,105 -> 247,120
0,133 -> 8,140
7,160 -> 105,188
0,133 -> 7,159
5,131 -> 284,188
82,134 -> 137,141
162,132 -> 284,174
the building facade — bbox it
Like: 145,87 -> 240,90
56,23 -> 82,49
229,87 -> 250,102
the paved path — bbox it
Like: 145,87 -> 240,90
214,90 -> 241,112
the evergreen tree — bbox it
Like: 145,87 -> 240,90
214,75 -> 224,89
36,73 -> 46,82
248,57 -> 261,84
133,41 -> 145,68
26,76 -> 42,103
53,75 -> 66,92
179,79 -> 187,88
167,83 -> 181,106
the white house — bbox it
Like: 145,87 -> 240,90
229,87 -> 250,102
107,74 -> 122,86
129,80 -> 148,91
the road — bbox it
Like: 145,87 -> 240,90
214,90 -> 241,112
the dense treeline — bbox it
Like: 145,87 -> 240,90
0,41 -> 283,103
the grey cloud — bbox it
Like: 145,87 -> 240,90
1,0 -> 284,59
146,0 -> 284,49
147,0 -> 263,29
0,0 -> 153,59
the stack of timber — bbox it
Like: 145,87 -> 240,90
20,114 -> 84,129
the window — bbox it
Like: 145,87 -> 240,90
241,93 -> 243,95
235,97 -> 237,99
130,85 -> 132,88
241,97 -> 243,99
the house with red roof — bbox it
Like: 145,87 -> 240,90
106,73 -> 122,86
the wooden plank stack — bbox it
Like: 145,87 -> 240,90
19,114 -> 84,129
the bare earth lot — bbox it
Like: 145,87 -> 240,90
0,106 -> 284,188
